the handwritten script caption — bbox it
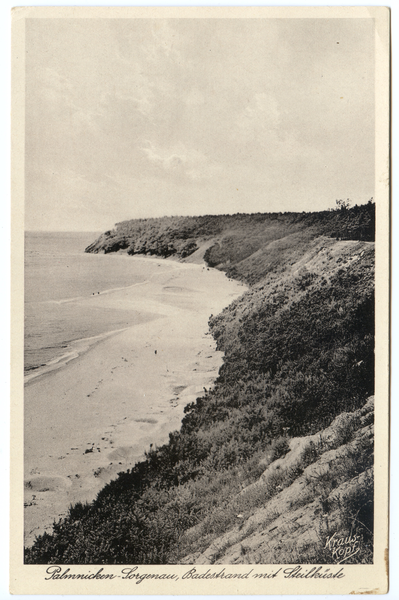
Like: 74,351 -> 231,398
44,565 -> 345,584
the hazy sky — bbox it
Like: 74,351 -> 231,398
25,18 -> 375,231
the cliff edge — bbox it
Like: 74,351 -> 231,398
26,203 -> 375,564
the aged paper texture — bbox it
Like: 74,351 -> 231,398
11,6 -> 390,595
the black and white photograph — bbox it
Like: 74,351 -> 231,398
10,7 -> 390,595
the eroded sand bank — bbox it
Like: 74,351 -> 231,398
24,258 -> 246,546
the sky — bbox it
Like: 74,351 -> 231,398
25,17 -> 376,231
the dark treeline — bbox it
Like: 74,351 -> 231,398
26,202 -> 375,564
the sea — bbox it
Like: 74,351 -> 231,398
24,231 -> 162,381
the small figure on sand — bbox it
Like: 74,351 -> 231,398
154,350 -> 157,355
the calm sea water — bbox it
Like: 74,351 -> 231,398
24,232 -> 159,377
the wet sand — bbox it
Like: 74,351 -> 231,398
24,258 -> 245,546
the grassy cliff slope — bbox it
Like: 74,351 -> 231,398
26,203 -> 374,564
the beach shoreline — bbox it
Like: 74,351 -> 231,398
24,258 -> 246,547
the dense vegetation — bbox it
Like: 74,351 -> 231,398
26,202 -> 375,564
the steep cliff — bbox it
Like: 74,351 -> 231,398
85,203 -> 375,283
26,204 -> 375,564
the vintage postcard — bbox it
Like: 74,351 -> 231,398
10,6 -> 390,595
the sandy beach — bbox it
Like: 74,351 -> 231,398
24,258 -> 245,546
